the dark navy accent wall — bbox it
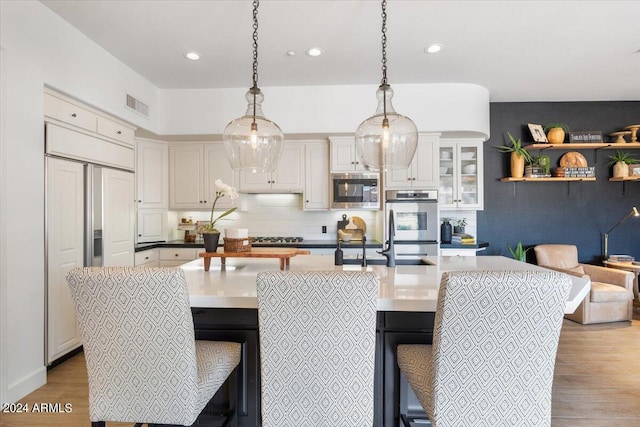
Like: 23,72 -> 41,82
479,102 -> 640,264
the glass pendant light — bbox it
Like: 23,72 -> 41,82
223,0 -> 283,173
355,0 -> 418,172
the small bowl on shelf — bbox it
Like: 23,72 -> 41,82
439,167 -> 448,175
460,152 -> 475,160
462,164 -> 477,174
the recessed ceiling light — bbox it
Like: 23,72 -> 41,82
286,50 -> 296,56
305,47 -> 323,57
425,44 -> 443,54
184,51 -> 201,61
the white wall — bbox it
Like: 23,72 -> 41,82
0,1 -> 160,403
159,83 -> 490,137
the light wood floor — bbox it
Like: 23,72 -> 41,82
1,314 -> 639,427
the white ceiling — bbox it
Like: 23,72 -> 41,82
41,0 -> 640,102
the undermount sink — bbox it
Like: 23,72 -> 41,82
342,257 -> 435,266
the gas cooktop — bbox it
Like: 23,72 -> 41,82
251,236 -> 304,244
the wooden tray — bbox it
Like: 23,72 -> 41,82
199,248 -> 310,271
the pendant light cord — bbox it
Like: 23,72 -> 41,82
251,0 -> 259,127
380,0 -> 388,122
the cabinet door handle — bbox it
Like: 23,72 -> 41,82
71,113 -> 77,117
175,254 -> 179,257
144,256 -> 149,260
138,234 -> 142,237
138,200 -> 142,203
306,200 -> 309,203
203,200 -> 207,203
117,130 -> 122,134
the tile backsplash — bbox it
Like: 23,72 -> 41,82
169,194 -> 383,242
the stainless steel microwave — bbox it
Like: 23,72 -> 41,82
330,173 -> 380,210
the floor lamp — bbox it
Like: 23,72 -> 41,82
603,206 -> 639,259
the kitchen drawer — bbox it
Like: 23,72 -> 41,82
44,92 -> 97,132
159,248 -> 198,261
97,116 -> 135,146
135,249 -> 159,266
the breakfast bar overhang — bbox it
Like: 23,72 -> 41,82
181,255 -> 590,427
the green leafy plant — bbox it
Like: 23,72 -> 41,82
454,218 -> 467,227
201,179 -> 238,233
543,123 -> 570,132
507,241 -> 531,262
494,133 -> 533,163
608,150 -> 637,166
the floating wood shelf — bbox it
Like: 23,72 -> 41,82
524,143 -> 640,151
500,177 -> 596,182
609,176 -> 640,182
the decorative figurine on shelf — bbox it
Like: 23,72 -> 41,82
202,179 -> 238,252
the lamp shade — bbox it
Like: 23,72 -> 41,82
355,84 -> 418,171
223,88 -> 284,173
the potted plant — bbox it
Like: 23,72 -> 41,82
453,218 -> 467,234
608,150 -> 637,178
544,123 -> 570,144
495,132 -> 533,178
507,241 -> 531,262
202,179 -> 238,252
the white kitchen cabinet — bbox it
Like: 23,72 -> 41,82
102,167 -> 136,266
137,209 -> 168,243
46,157 -> 84,363
136,138 -> 168,209
204,143 -> 236,209
44,88 -> 136,147
134,249 -> 160,267
238,144 -> 304,193
169,143 -> 237,209
304,141 -> 330,210
438,139 -> 484,210
159,248 -> 198,266
329,136 -> 367,172
385,133 -> 440,189
169,144 -> 205,209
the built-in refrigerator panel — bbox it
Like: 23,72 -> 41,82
46,158 -> 134,364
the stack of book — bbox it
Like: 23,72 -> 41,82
553,166 -> 596,178
451,233 -> 475,245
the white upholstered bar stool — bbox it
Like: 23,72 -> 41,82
397,270 -> 571,427
256,271 -> 378,427
66,267 -> 242,427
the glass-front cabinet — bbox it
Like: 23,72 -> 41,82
438,139 -> 484,210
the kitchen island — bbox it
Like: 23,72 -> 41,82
182,255 -> 590,427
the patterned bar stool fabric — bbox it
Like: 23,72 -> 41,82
397,270 -> 571,427
66,267 -> 241,426
256,271 -> 379,427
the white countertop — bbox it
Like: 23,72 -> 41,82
181,255 -> 590,313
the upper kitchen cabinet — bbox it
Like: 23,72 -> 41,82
385,133 -> 440,189
329,136 -> 367,172
304,141 -> 330,210
438,139 -> 484,210
136,138 -> 168,209
238,144 -> 304,193
44,89 -> 135,147
169,142 -> 236,209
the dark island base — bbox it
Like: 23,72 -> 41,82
192,308 -> 434,427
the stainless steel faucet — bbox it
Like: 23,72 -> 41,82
379,209 -> 396,267
361,236 -> 367,267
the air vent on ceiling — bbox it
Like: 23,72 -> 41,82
126,94 -> 149,117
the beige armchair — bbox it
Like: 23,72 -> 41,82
534,244 -> 634,324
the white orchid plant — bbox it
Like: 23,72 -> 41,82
202,179 -> 238,233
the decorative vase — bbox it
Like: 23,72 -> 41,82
441,221 -> 452,244
612,162 -> 629,178
203,232 -> 220,253
510,152 -> 525,178
547,128 -> 565,144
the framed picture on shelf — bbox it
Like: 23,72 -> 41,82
528,123 -> 548,143
629,164 -> 640,177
